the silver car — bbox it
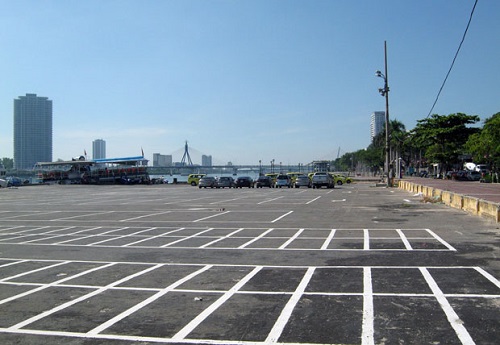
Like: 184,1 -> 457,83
294,175 -> 311,188
198,176 -> 216,188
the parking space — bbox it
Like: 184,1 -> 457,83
0,225 -> 456,251
0,184 -> 499,344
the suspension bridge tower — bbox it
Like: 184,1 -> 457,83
180,141 -> 193,166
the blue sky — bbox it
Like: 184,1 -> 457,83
0,0 -> 498,165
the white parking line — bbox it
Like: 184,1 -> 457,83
271,211 -> 293,223
258,196 -> 284,205
50,211 -> 114,221
425,229 -> 457,251
54,227 -> 129,244
364,229 -> 370,250
7,264 -> 161,331
120,211 -> 171,222
361,267 -> 374,345
192,211 -> 230,223
123,227 -> 184,247
396,229 -> 413,250
306,196 -> 321,204
279,228 -> 304,249
200,228 -> 245,248
420,267 -> 476,345
160,228 -> 214,248
87,265 -> 212,336
265,267 -> 315,343
171,266 -> 262,341
88,228 -> 159,246
238,228 -> 274,249
320,229 -> 337,250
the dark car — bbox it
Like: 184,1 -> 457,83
254,175 -> 273,188
235,176 -> 254,188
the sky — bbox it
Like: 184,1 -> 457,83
0,0 -> 499,166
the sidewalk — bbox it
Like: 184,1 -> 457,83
398,177 -> 500,222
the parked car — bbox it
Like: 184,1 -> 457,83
198,176 -> 216,188
265,173 -> 279,185
332,174 -> 353,185
293,175 -> 311,188
275,174 -> 291,188
467,171 -> 481,181
312,172 -> 334,189
6,176 -> 23,187
235,176 -> 254,188
254,175 -> 273,188
216,176 -> 235,188
188,174 -> 206,186
0,178 -> 7,188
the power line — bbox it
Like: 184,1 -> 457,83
426,0 -> 478,118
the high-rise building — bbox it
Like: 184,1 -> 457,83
13,93 -> 53,169
202,155 -> 212,166
370,111 -> 385,141
153,153 -> 173,167
92,139 -> 106,160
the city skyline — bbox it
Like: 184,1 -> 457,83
1,1 -> 499,165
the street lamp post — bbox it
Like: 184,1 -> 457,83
376,41 -> 391,187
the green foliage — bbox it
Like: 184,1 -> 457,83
1,157 -> 14,170
465,112 -> 500,168
410,113 -> 480,171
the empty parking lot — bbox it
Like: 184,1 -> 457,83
0,183 -> 498,344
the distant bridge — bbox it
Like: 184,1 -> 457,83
147,164 -> 313,176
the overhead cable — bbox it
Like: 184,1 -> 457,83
426,0 -> 478,118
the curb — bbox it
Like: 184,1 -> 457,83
398,180 -> 500,223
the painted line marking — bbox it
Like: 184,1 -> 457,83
7,264 -> 161,331
279,228 -> 304,249
258,196 -> 284,205
123,227 -> 185,247
0,263 -> 116,306
265,267 -> 315,343
425,228 -> 457,251
171,266 -> 263,341
87,228 -> 159,246
192,211 -> 230,223
420,267 -> 476,345
361,267 -> 374,345
120,211 -> 171,222
474,267 -> 500,289
50,211 -> 114,221
200,228 -> 245,248
396,229 -> 413,250
364,229 -> 370,250
160,228 -> 214,248
0,211 -> 62,220
271,211 -> 293,223
320,229 -> 337,250
238,228 -> 274,249
87,265 -> 212,336
305,196 -> 321,204
54,227 -> 129,244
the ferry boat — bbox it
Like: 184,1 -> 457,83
35,156 -> 149,185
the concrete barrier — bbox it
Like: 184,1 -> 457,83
397,180 -> 499,223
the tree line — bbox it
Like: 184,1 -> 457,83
334,112 -> 500,178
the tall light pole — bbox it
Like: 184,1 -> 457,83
376,40 -> 390,187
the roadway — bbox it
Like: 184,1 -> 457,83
0,183 -> 498,344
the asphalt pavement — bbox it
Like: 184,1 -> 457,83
0,183 -> 498,345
